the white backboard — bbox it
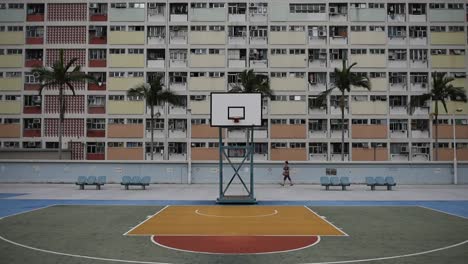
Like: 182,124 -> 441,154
210,92 -> 262,127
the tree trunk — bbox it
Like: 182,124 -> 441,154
434,102 -> 439,161
150,106 -> 154,160
340,91 -> 345,161
59,85 -> 64,160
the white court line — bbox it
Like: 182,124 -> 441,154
150,235 -> 321,255
418,206 -> 468,220
303,206 -> 349,237
195,209 -> 278,218
0,204 -> 57,220
123,206 -> 169,236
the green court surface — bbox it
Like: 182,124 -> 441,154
0,205 -> 467,264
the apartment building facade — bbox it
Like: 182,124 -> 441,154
0,0 -> 467,162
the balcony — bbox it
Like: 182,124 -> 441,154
270,101 -> 307,115
108,124 -> 144,138
189,54 -> 225,68
25,58 -> 43,68
431,55 -> 465,69
0,8 -> 25,22
88,82 -> 106,91
86,153 -> 105,160
108,77 -> 144,91
352,147 -> 388,161
107,147 -> 143,160
89,3 -> 108,21
87,129 -> 105,137
109,54 -> 144,68
271,124 -> 306,139
0,124 -> 21,137
26,36 -> 43,45
0,101 -> 21,114
108,32 -> 144,45
270,32 -> 306,45
228,59 -> 246,68
271,77 -> 306,91
23,128 -> 41,138
0,32 -> 24,45
169,59 -> 187,68
89,58 -> 106,68
431,32 -> 465,45
88,104 -> 105,114
270,54 -> 307,68
349,32 -> 386,45
189,31 -> 226,45
351,101 -> 387,115
26,5 -> 45,21
349,54 -> 386,68
189,76 -> 225,91
109,6 -> 144,22
271,148 -> 307,161
107,101 -> 144,115
23,105 -> 41,114
0,77 -> 22,91
89,35 -> 107,45
352,125 -> 387,139
192,147 -> 219,161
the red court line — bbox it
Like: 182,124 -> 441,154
152,235 -> 320,254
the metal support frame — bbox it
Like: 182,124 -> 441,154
217,127 -> 256,204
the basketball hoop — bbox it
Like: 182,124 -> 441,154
232,117 -> 241,124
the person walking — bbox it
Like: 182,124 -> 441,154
282,161 -> 293,186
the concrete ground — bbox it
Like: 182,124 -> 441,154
0,183 -> 468,201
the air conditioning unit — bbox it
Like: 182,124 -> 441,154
421,83 -> 427,88
400,146 -> 409,153
250,3 -> 256,7
148,3 -> 158,8
318,31 -> 326,37
89,3 -> 98,9
329,7 -> 338,14
27,142 -> 36,147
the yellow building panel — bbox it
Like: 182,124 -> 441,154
431,55 -> 465,69
433,101 -> 468,115
270,101 -> 306,115
370,78 -> 387,91
351,101 -> 387,115
107,147 -> 143,160
108,77 -> 145,91
189,54 -> 225,68
452,78 -> 467,89
109,54 -> 145,68
270,55 -> 307,68
108,101 -> 145,115
0,124 -> 21,138
0,101 -> 21,114
109,32 -> 145,45
189,32 -> 226,45
350,32 -> 386,45
189,77 -> 226,91
0,32 -> 25,45
350,55 -> 386,68
270,32 -> 307,45
190,100 -> 210,115
271,77 -> 306,91
431,32 -> 465,45
0,78 -> 22,91
0,55 -> 23,68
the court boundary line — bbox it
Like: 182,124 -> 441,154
194,209 -> 278,218
123,206 -> 168,236
0,204 -> 57,220
150,235 -> 322,255
304,206 -> 349,237
418,206 -> 468,220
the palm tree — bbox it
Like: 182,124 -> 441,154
311,60 -> 371,161
32,49 -> 96,160
410,72 -> 467,161
229,69 -> 272,97
127,75 -> 181,160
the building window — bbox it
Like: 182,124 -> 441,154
290,4 -> 325,13
87,119 -> 105,130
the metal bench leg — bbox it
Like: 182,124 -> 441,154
142,185 -> 145,190
326,186 -> 329,190
371,185 -> 375,191
125,185 -> 129,190
342,185 -> 346,191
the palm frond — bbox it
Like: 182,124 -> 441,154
408,93 -> 431,114
65,81 -> 76,96
315,87 -> 336,106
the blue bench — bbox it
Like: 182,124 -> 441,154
321,176 -> 351,190
121,176 -> 151,190
75,176 -> 106,190
366,176 -> 396,190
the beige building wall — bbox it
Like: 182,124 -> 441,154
433,101 -> 468,115
430,32 -> 465,45
270,55 -> 307,68
452,78 -> 467,89
0,101 -> 21,114
352,124 -> 387,139
456,126 -> 468,139
431,55 -> 465,69
271,124 -> 306,139
0,55 -> 23,68
189,54 -> 225,68
189,77 -> 226,91
107,147 -> 143,160
271,148 -> 307,161
0,78 -> 22,91
108,32 -> 145,45
192,148 -> 219,160
271,77 -> 306,91
270,101 -> 306,115
434,148 -> 454,161
352,148 -> 388,161
0,32 -> 24,45
191,124 -> 220,138
270,32 -> 306,45
108,101 -> 145,115
349,32 -> 386,45
189,32 -> 226,45
109,54 -> 145,68
351,101 -> 387,115
0,124 -> 21,137
190,100 -> 210,115
350,55 -> 386,68
108,77 -> 145,91
108,124 -> 144,138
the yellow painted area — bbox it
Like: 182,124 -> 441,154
0,77 -> 22,91
351,101 -> 387,115
270,101 -> 306,115
0,32 -> 25,45
108,77 -> 144,91
452,78 -> 467,89
189,54 -> 225,68
271,77 -> 306,91
0,55 -> 23,68
128,206 -> 345,236
350,32 -> 386,45
270,32 -> 306,45
0,101 -> 21,114
190,100 -> 210,115
431,55 -> 465,69
109,31 -> 145,45
270,55 -> 308,68
189,32 -> 226,45
108,101 -> 144,115
189,77 -> 226,91
433,101 -> 468,115
350,55 -> 386,68
109,54 -> 145,68
431,32 -> 465,45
